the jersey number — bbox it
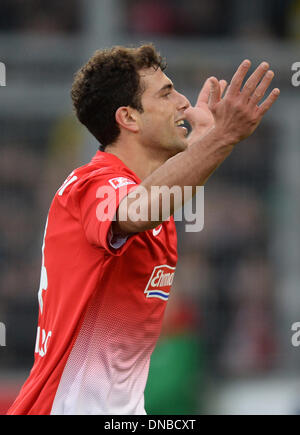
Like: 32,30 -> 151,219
35,219 -> 52,357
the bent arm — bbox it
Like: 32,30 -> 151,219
113,60 -> 280,236
113,126 -> 232,236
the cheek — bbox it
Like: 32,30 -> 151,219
143,112 -> 168,130
139,105 -> 175,136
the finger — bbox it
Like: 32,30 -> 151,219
248,70 -> 274,108
196,78 -> 213,105
256,88 -> 280,116
208,77 -> 221,108
241,61 -> 270,101
226,60 -> 251,97
219,79 -> 228,97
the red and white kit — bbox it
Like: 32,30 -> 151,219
7,151 -> 177,415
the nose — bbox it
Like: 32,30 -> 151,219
175,90 -> 191,111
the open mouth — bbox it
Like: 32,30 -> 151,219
175,119 -> 191,135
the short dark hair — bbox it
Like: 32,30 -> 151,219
71,44 -> 166,150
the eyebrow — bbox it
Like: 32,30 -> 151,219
157,82 -> 174,95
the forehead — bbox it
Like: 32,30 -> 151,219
139,67 -> 173,95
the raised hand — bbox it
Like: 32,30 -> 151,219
184,77 -> 227,136
208,60 -> 280,145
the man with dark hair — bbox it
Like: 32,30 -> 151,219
71,45 -> 167,148
8,44 -> 279,415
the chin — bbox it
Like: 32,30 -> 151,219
166,140 -> 188,158
175,138 -> 188,152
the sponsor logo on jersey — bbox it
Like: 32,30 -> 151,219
144,265 -> 176,301
108,177 -> 136,190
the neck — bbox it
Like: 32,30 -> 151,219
105,138 -> 170,181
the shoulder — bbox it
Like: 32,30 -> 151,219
57,157 -> 138,201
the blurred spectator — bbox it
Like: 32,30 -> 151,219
0,0 -> 81,34
125,0 -> 296,39
126,0 -> 232,37
173,122 -> 277,377
126,0 -> 177,35
219,253 -> 277,375
173,0 -> 233,37
286,0 -> 300,39
0,144 -> 44,368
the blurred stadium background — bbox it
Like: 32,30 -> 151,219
1,0 -> 300,415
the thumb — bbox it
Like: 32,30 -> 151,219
208,77 -> 220,109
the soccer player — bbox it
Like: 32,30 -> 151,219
7,44 -> 279,415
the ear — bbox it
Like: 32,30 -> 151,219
115,107 -> 139,133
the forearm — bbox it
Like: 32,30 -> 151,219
145,127 -> 233,189
115,127 -> 234,234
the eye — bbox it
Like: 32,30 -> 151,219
162,91 -> 171,98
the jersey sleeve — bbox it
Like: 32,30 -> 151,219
77,173 -> 139,255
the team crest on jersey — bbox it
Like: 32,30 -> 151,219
108,177 -> 136,190
144,265 -> 176,301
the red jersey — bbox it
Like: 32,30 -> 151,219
7,151 -> 177,415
